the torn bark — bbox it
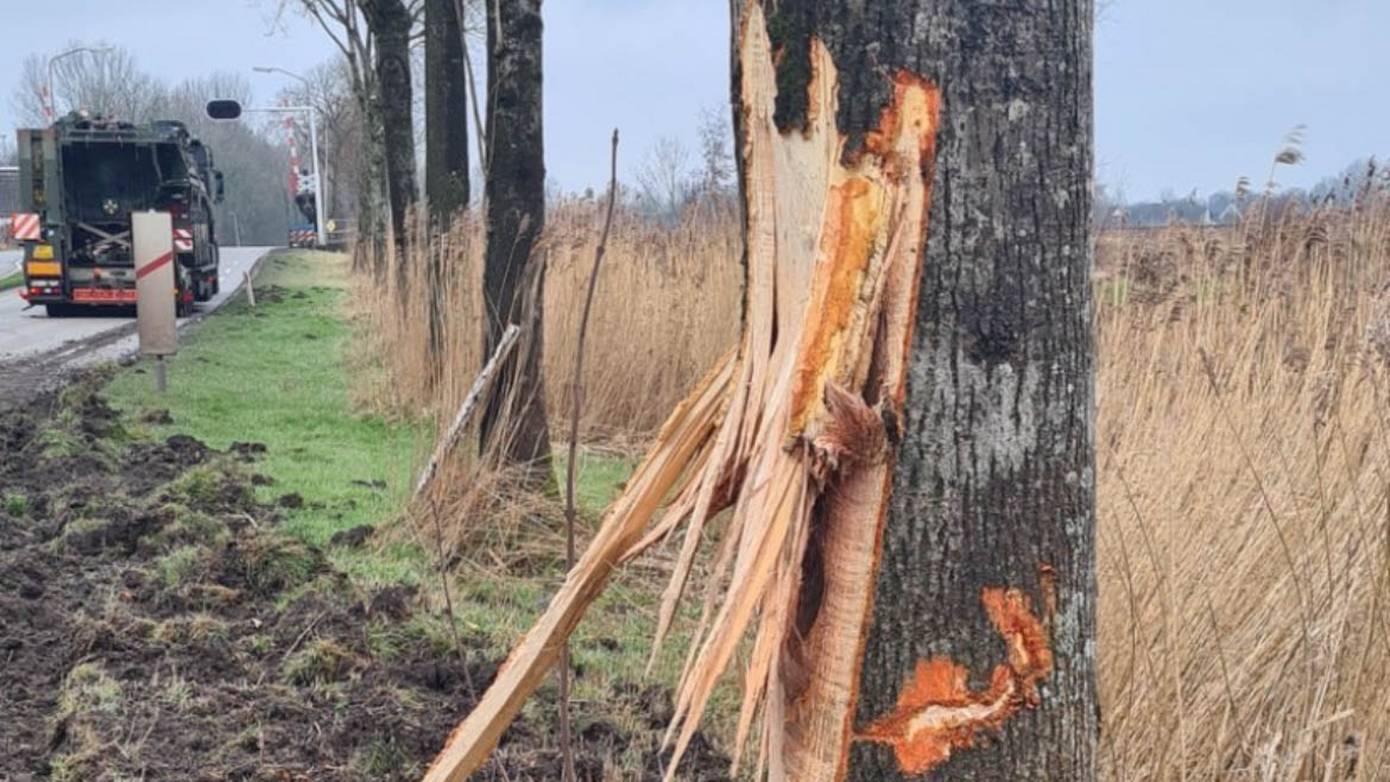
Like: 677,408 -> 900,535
423,3 -> 945,780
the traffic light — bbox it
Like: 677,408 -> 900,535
205,100 -> 243,121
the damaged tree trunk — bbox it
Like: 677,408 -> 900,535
816,1 -> 1098,779
424,1 -> 1095,780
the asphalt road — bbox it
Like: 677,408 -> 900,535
0,246 -> 269,364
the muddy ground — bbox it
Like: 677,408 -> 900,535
0,376 -> 727,781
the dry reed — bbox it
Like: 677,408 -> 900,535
351,186 -> 1390,780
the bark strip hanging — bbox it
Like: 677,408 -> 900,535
423,3 -> 940,780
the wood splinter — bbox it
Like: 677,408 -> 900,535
422,3 -> 941,780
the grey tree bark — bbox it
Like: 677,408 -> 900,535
359,0 -> 419,273
479,0 -> 552,475
738,2 -> 1097,779
425,0 -> 469,220
425,0 -> 470,363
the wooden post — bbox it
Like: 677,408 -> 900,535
413,324 -> 522,502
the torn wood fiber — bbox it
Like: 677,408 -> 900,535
422,2 -> 940,780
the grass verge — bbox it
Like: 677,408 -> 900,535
102,249 -> 727,775
105,250 -> 426,582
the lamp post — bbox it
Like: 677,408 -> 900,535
46,46 -> 113,121
252,66 -> 326,247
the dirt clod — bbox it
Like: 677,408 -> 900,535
0,383 -> 729,781
140,408 -> 174,425
330,524 -> 374,548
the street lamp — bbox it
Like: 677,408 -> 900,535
46,46 -> 113,121
252,66 -> 327,247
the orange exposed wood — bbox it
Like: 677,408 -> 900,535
856,587 -> 1054,776
788,176 -> 881,438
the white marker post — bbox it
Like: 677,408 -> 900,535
132,212 -> 178,392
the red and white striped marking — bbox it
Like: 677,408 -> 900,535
173,228 -> 194,253
137,250 -> 175,281
11,213 -> 41,241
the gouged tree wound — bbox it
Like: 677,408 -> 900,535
856,588 -> 1054,775
421,3 -> 940,780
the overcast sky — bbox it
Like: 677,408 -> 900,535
2,1 -> 1386,202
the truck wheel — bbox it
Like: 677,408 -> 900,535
45,304 -> 72,318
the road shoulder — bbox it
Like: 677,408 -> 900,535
0,248 -> 273,412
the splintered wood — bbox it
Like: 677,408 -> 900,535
422,3 -> 940,780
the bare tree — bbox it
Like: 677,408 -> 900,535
478,0 -> 551,478
11,45 -> 164,124
634,135 -> 693,217
278,0 -> 389,269
275,61 -> 363,225
695,106 -> 734,196
161,73 -> 296,246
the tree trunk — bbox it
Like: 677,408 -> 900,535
356,90 -> 389,274
421,2 -> 1094,779
734,2 -> 1097,780
425,0 -> 470,364
479,0 -> 551,474
360,0 -> 418,274
425,0 -> 470,220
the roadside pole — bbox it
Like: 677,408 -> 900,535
133,212 -> 178,393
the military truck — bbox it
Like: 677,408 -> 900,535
12,113 -> 224,317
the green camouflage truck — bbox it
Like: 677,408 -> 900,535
12,113 -> 224,317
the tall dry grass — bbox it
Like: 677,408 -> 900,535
350,199 -> 741,441
350,188 -> 1390,780
1096,204 -> 1390,780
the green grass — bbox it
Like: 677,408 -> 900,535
103,249 -> 641,574
0,271 -> 21,292
101,250 -> 730,756
105,251 -> 426,582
